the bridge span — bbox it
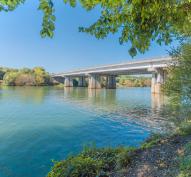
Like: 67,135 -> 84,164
52,57 -> 172,94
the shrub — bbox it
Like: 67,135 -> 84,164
177,121 -> 191,136
47,146 -> 134,177
3,71 -> 19,86
14,73 -> 36,86
2,67 -> 52,86
48,156 -> 103,177
141,134 -> 163,149
117,75 -> 151,87
178,142 -> 191,177
116,147 -> 135,169
33,67 -> 51,86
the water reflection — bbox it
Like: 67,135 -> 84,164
151,93 -> 166,109
0,86 -> 49,104
60,87 -> 175,132
0,87 -> 185,177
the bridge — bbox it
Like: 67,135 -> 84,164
52,57 -> 172,94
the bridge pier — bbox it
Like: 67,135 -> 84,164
78,76 -> 86,87
151,68 -> 166,94
64,76 -> 73,87
106,75 -> 116,89
88,74 -> 101,89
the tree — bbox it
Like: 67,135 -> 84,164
2,67 -> 52,86
3,71 -> 19,86
33,67 -> 51,86
164,42 -> 191,103
0,0 -> 190,56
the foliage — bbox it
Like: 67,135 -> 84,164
164,42 -> 191,104
78,0 -> 191,56
48,156 -> 102,177
47,146 -> 135,177
33,67 -> 51,86
141,134 -> 163,149
3,71 -> 19,86
0,1 -> 190,56
15,73 -> 36,86
178,142 -> 191,177
177,120 -> 191,136
2,67 -> 52,86
117,75 -> 151,87
0,67 -> 18,80
54,83 -> 65,88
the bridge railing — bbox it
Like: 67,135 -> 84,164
52,57 -> 172,77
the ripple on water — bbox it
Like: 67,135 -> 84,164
0,87 -> 179,177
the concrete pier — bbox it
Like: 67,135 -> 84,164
88,74 -> 101,89
151,68 -> 165,94
52,57 -> 171,93
106,75 -> 116,89
64,76 -> 73,87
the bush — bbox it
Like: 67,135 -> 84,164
116,147 -> 135,169
48,156 -> 102,177
178,142 -> 191,177
164,43 -> 191,102
141,134 -> 163,149
15,73 -> 36,86
33,67 -> 51,86
3,71 -> 19,86
47,146 -> 134,177
2,67 -> 52,86
177,121 -> 191,136
117,75 -> 151,87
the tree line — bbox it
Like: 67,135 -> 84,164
0,67 -> 54,86
117,75 -> 151,87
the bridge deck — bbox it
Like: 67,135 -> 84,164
52,57 -> 171,77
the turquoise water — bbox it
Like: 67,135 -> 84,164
0,87 -> 175,177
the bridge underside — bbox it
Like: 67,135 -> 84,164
52,58 -> 171,94
53,68 -> 166,94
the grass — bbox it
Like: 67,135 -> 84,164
141,134 -> 163,149
177,120 -> 191,136
47,120 -> 191,177
47,146 -> 136,177
178,142 -> 191,177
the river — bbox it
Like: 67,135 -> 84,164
0,87 -> 179,177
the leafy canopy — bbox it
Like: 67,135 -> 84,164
164,42 -> 191,104
0,0 -> 190,56
2,66 -> 52,86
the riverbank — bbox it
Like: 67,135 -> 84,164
125,134 -> 191,177
48,122 -> 191,177
116,76 -> 151,88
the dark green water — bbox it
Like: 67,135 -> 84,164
0,87 -> 176,177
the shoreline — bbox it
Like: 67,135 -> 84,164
48,122 -> 191,177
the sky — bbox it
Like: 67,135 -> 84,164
0,0 -> 177,73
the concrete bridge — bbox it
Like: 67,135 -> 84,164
52,57 -> 172,94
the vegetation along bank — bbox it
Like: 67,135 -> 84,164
0,67 -> 151,88
0,67 -> 55,86
47,43 -> 191,177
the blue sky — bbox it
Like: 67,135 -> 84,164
0,0 -> 176,72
